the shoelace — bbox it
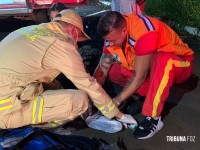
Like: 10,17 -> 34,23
140,117 -> 156,130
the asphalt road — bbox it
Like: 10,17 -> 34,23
0,5 -> 200,150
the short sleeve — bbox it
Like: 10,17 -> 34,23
103,45 -> 111,54
135,32 -> 158,56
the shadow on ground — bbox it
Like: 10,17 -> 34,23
162,74 -> 199,119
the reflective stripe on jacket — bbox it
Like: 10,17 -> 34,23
106,14 -> 194,70
0,22 -> 119,119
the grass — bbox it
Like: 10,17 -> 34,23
90,0 -> 200,35
145,0 -> 200,34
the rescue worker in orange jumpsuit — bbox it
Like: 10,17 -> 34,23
94,11 -> 194,139
0,10 -> 137,129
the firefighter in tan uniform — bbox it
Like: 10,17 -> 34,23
0,10 -> 136,129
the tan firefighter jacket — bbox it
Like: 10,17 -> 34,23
0,22 -> 119,119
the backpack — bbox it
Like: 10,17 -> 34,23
0,126 -> 111,150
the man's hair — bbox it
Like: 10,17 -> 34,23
97,11 -> 126,37
48,2 -> 66,15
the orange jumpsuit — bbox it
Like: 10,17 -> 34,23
104,14 -> 194,117
0,22 -> 119,129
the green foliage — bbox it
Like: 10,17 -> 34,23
145,0 -> 200,32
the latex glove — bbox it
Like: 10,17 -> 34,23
116,114 -> 138,125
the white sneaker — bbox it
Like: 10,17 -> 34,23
86,114 -> 123,133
